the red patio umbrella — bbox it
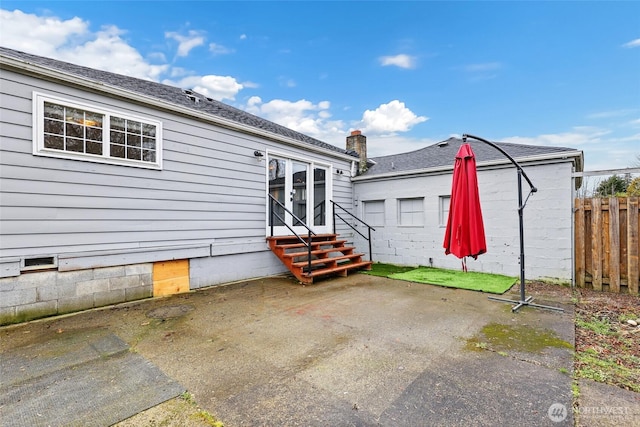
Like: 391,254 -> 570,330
443,143 -> 486,269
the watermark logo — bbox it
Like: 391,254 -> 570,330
548,403 -> 568,423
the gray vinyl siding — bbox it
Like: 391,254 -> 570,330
0,69 -> 355,269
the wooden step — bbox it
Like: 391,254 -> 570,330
267,234 -> 372,284
306,261 -> 373,279
273,240 -> 347,251
282,246 -> 356,259
292,253 -> 365,269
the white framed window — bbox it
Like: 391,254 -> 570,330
398,197 -> 424,226
33,92 -> 162,169
363,200 -> 385,227
439,195 -> 451,226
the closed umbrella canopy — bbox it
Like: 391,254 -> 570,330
443,143 -> 487,261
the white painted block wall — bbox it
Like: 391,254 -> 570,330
352,161 -> 575,282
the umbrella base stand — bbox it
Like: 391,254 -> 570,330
488,295 -> 564,313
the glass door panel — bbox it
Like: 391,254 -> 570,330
291,161 -> 308,227
268,158 -> 286,227
314,167 -> 326,226
267,156 -> 331,236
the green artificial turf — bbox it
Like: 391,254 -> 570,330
361,263 -> 416,277
389,267 -> 517,294
364,263 -> 517,294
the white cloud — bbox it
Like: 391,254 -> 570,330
209,42 -> 233,55
359,100 -> 428,135
0,9 -> 88,56
586,109 -> 635,119
240,34 -> 247,40
1,9 -> 248,97
0,10 -> 168,81
501,127 -> 611,147
379,54 -> 416,69
366,135 -> 439,157
165,75 -> 243,101
622,38 -> 640,48
244,97 -> 345,142
165,30 -> 205,57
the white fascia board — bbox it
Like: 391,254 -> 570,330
352,150 -> 583,182
1,55 -> 357,162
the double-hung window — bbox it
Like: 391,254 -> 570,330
34,93 -> 162,169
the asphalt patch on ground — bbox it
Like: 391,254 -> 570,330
0,328 -> 183,427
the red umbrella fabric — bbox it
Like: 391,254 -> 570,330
443,143 -> 487,266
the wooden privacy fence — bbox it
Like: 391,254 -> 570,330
574,197 -> 639,295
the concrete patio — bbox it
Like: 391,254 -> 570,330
1,273 -> 577,426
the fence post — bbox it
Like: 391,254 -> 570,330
608,197 -> 621,292
575,198 -> 585,288
628,197 -> 639,295
591,198 -> 603,291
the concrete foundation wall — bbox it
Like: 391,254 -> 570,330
0,249 -> 289,326
0,264 -> 152,325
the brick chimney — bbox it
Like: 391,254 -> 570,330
346,130 -> 368,175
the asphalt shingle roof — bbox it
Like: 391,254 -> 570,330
1,47 -> 583,173
0,46 -> 353,158
365,137 -> 582,176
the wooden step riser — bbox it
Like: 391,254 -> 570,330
268,234 -> 372,284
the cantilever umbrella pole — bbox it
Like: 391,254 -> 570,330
462,134 -> 563,313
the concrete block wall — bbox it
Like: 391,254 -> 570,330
353,162 -> 575,282
0,264 -> 152,325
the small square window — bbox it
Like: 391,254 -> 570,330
398,198 -> 424,226
440,195 -> 451,226
363,200 -> 385,227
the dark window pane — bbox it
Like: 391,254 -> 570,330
44,102 -> 64,119
86,127 -> 103,141
126,120 -> 141,133
85,112 -> 103,127
142,137 -> 156,149
66,123 -> 83,138
111,116 -> 125,131
44,118 -> 64,135
66,108 -> 84,124
111,144 -> 125,158
127,147 -> 141,160
142,124 -> 156,137
142,150 -> 156,162
86,141 -> 103,155
44,135 -> 64,150
110,130 -> 125,144
127,134 -> 141,147
66,138 -> 83,152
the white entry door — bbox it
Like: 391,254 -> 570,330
268,156 -> 331,236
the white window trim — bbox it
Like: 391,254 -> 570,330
33,92 -> 163,169
398,197 -> 425,227
439,195 -> 451,227
363,199 -> 385,227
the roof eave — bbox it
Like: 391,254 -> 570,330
0,54 -> 356,162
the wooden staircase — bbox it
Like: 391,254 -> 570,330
267,233 -> 373,285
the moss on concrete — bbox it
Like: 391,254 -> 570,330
466,322 -> 572,354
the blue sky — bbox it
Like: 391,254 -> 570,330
1,1 -> 639,171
